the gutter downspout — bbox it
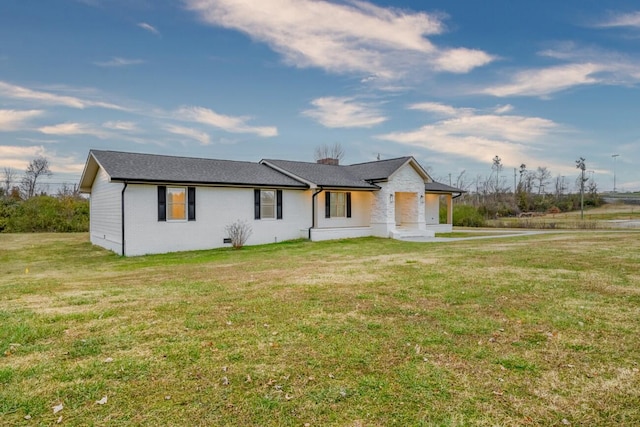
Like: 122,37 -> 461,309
309,187 -> 324,240
121,182 -> 128,256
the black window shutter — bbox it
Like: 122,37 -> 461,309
254,189 -> 261,219
346,192 -> 352,218
188,187 -> 196,221
325,191 -> 331,218
158,186 -> 166,221
276,190 -> 283,219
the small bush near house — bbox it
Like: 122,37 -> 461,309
224,219 -> 252,248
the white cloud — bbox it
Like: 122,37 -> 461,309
102,121 -> 138,131
0,145 -> 83,173
0,145 -> 47,169
93,57 -> 145,67
434,48 -> 494,73
481,63 -> 604,97
596,11 -> 640,28
302,97 -> 387,128
0,109 -> 44,131
377,102 -> 566,171
18,137 -> 59,144
174,106 -> 278,137
138,22 -> 160,35
408,102 -> 472,117
38,122 -> 110,139
164,124 -> 211,145
184,0 -> 494,79
493,104 -> 513,114
0,80 -> 126,110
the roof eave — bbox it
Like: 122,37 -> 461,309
79,151 -> 102,193
108,178 -> 309,189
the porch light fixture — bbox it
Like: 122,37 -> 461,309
389,193 -> 394,202
420,194 -> 424,202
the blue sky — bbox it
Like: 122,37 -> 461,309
1,0 -> 639,192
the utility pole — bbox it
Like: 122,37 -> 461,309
513,168 -> 517,202
576,157 -> 586,220
612,154 -> 619,193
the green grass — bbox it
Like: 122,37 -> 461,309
1,232 -> 639,426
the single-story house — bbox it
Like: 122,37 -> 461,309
79,150 -> 464,256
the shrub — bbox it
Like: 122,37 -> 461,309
451,204 -> 485,227
3,195 -> 89,232
224,220 -> 252,249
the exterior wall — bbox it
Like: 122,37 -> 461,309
424,194 -> 440,225
371,164 -> 426,236
396,192 -> 418,226
89,168 -> 123,254
316,191 -> 372,229
123,185 -> 311,256
310,226 -> 372,241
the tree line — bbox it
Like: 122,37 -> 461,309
0,157 -> 89,232
444,155 -> 603,224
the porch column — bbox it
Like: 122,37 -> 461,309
446,194 -> 453,225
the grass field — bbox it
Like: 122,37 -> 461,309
487,204 -> 640,230
1,232 -> 639,426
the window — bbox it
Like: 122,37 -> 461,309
158,186 -> 195,222
325,191 -> 352,218
331,192 -> 346,217
254,189 -> 283,220
167,187 -> 186,220
261,190 -> 275,219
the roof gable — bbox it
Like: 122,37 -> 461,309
348,156 -> 431,182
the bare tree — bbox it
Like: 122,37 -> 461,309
2,167 -> 16,196
534,166 -> 551,194
20,157 -> 52,198
518,164 -> 527,187
56,183 -> 81,199
455,170 -> 467,190
491,155 -> 502,194
554,175 -> 566,198
314,143 -> 344,162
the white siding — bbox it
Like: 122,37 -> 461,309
425,194 -> 440,225
89,168 -> 124,254
124,185 -> 311,256
316,191 -> 372,229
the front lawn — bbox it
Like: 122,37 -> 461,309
1,232 -> 639,426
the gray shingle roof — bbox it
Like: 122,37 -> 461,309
89,150 -> 307,188
262,159 -> 380,189
425,182 -> 466,193
346,157 -> 414,182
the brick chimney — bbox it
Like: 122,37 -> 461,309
317,158 -> 339,165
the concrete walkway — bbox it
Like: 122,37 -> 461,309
398,227 -> 640,243
399,229 -> 546,243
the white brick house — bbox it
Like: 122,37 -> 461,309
80,150 -> 464,256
